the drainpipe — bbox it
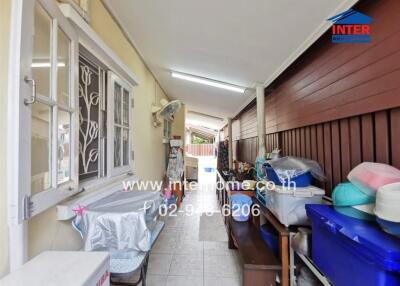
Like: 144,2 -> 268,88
227,118 -> 233,169
256,84 -> 266,157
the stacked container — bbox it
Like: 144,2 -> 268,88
375,182 -> 400,237
264,185 -> 325,226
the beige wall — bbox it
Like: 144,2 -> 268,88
1,0 -> 187,270
0,0 -> 11,278
28,0 -> 179,258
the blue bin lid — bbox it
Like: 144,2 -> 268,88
231,193 -> 252,205
306,204 -> 400,271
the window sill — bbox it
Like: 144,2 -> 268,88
56,173 -> 138,220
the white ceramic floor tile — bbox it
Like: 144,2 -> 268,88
204,254 -> 242,278
152,236 -> 177,254
166,275 -> 203,286
178,228 -> 200,241
204,276 -> 242,286
144,274 -> 168,286
174,239 -> 204,255
169,254 -> 204,277
204,241 -> 236,256
148,254 -> 174,275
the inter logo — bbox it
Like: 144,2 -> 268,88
328,9 -> 372,43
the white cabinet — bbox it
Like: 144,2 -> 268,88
0,251 -> 110,286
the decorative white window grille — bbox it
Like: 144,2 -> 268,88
78,53 -> 107,181
79,50 -> 132,181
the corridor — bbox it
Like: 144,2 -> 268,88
145,157 -> 242,286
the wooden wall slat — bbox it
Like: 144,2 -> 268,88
349,116 -> 362,169
310,125 -> 318,161
340,119 -> 351,180
323,122 -> 333,193
375,110 -> 390,164
291,129 -> 296,155
305,126 -> 311,159
331,121 -> 342,188
361,114 -> 375,162
316,124 -> 325,169
390,108 -> 400,169
300,128 -> 306,157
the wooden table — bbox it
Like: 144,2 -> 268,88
252,197 -> 290,286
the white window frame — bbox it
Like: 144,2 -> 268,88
30,1 -> 79,217
59,4 -> 139,190
107,72 -> 133,177
7,0 -> 139,269
8,0 -> 80,222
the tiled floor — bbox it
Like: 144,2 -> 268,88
146,189 -> 242,286
116,157 -> 242,286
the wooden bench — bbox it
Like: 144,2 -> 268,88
228,216 -> 281,286
252,197 -> 291,286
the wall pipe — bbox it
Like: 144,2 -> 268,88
227,118 -> 233,169
256,84 -> 266,157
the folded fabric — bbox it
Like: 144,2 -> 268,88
332,182 -> 375,206
348,162 -> 400,196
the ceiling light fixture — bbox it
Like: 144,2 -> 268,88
31,62 -> 66,68
171,71 -> 245,93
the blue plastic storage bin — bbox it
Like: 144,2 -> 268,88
306,204 -> 400,286
265,164 -> 312,187
231,194 -> 252,222
260,224 -> 279,257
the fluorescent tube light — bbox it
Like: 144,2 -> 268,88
31,62 -> 66,68
171,71 -> 245,93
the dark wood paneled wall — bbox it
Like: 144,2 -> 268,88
234,137 -> 258,164
232,0 -> 400,196
266,0 -> 400,132
276,108 -> 400,196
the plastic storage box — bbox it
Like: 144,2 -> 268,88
260,224 -> 279,257
306,204 -> 400,286
265,165 -> 312,187
264,185 -> 325,226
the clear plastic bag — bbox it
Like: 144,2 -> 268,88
268,156 -> 326,182
74,190 -> 164,253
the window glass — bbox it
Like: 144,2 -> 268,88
114,83 -> 122,125
114,126 -> 121,167
57,28 -> 70,106
57,110 -> 71,184
123,89 -> 129,127
32,3 -> 51,98
31,102 -> 52,195
112,82 -> 130,169
123,129 -> 129,165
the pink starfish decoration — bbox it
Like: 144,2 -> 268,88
72,204 -> 87,216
